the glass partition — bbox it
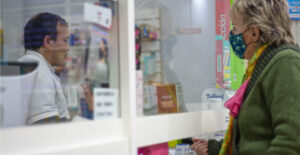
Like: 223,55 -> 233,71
135,0 -> 243,116
0,0 -> 120,128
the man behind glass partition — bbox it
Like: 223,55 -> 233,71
19,12 -> 70,124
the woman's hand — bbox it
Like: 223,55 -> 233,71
190,138 -> 209,155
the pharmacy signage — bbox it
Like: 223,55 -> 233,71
288,0 -> 300,20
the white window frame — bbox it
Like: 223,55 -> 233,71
1,0 -> 228,155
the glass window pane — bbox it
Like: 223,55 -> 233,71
0,0 -> 120,128
135,0 -> 239,116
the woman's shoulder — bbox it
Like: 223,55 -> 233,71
258,46 -> 300,82
269,47 -> 300,65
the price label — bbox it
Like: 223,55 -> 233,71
93,88 -> 118,120
84,3 -> 112,28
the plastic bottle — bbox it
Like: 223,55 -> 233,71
175,144 -> 191,155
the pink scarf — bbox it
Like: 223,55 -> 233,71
224,78 -> 250,117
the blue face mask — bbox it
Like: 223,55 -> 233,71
229,31 -> 247,59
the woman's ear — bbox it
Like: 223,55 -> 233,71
43,35 -> 52,49
250,26 -> 260,42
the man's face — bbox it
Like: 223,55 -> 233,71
50,23 -> 70,67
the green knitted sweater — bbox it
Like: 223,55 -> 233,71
208,44 -> 300,155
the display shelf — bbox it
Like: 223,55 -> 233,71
139,50 -> 160,53
1,119 -> 127,155
70,45 -> 100,51
135,8 -> 163,84
143,71 -> 163,75
136,109 -> 229,147
1,1 -> 96,13
141,38 -> 161,42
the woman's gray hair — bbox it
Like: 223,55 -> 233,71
230,0 -> 295,46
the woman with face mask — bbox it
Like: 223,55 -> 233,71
191,0 -> 300,155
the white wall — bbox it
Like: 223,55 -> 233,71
135,0 -> 216,103
292,21 -> 300,45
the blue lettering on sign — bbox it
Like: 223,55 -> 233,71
206,93 -> 224,100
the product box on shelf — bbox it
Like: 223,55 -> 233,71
143,82 -> 185,115
143,84 -> 158,110
168,139 -> 182,148
175,83 -> 185,113
138,142 -> 169,155
156,84 -> 178,114
136,70 -> 144,117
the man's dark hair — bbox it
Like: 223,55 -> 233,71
24,12 -> 68,51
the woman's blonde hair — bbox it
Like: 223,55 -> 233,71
230,0 -> 295,46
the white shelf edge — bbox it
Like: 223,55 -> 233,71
26,138 -> 127,155
1,118 -> 125,155
136,109 -> 229,147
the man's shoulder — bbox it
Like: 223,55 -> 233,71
19,53 -> 51,72
19,54 -> 55,85
19,52 -> 36,60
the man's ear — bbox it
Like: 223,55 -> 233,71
43,35 -> 53,49
250,26 -> 260,42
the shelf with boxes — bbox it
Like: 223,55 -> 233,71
135,8 -> 163,85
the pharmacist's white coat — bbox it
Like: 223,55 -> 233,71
19,50 -> 70,124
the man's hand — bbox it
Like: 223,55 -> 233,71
82,84 -> 94,111
190,138 -> 209,155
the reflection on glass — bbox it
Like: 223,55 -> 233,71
0,1 -> 120,128
0,62 -> 39,127
18,13 -> 71,125
135,0 -> 237,116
